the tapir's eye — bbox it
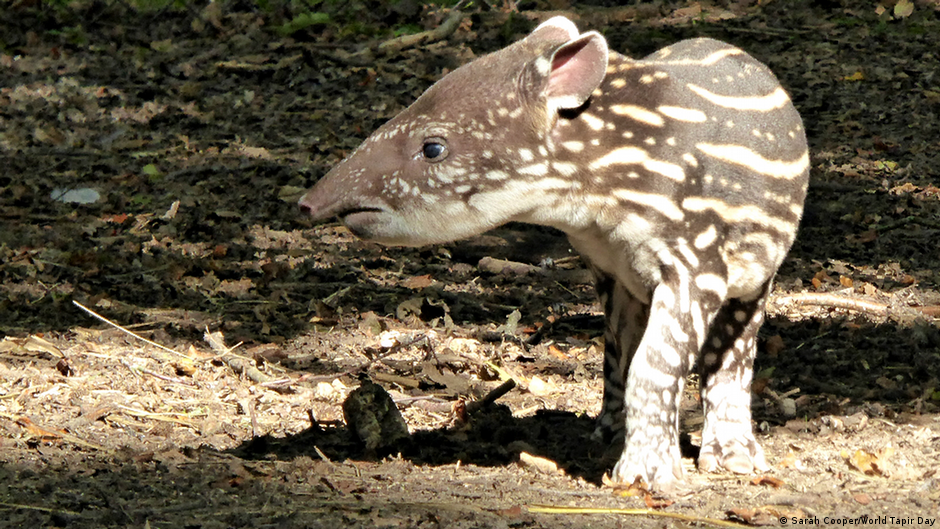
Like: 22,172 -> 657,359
421,139 -> 447,161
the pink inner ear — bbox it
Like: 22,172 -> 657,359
547,40 -> 597,100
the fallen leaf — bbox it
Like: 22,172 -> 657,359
843,445 -> 894,476
765,335 -> 785,357
605,474 -> 649,497
843,71 -> 865,81
751,475 -> 786,488
401,274 -> 434,289
644,494 -> 673,509
894,0 -> 914,18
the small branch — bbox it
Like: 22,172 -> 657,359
466,378 -> 516,414
204,329 -> 277,386
773,292 -> 940,319
773,292 -> 889,317
377,7 -> 466,55
321,6 -> 467,66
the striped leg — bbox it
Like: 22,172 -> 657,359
611,268 -> 723,490
697,283 -> 772,475
591,268 -> 650,441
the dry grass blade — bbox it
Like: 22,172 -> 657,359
0,501 -> 80,516
72,300 -> 193,361
527,504 -> 751,528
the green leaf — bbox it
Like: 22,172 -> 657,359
142,163 -> 162,182
894,0 -> 914,19
277,12 -> 330,36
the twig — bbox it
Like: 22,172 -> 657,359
466,378 -> 517,414
321,4 -> 468,66
72,300 -> 193,360
773,292 -> 940,318
376,6 -> 467,54
205,329 -> 278,386
774,292 -> 889,317
527,504 -> 750,528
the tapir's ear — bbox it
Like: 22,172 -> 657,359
542,31 -> 609,113
528,16 -> 580,43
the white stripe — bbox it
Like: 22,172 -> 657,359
696,143 -> 809,180
687,85 -> 791,112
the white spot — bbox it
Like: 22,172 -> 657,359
657,105 -> 707,123
580,112 -> 606,131
518,148 -> 534,162
518,163 -> 549,176
589,146 -> 647,170
552,161 -> 578,176
643,159 -> 686,182
609,104 -> 665,127
562,141 -> 585,152
694,225 -> 718,249
695,273 -> 728,299
534,56 -> 552,76
676,239 -> 700,268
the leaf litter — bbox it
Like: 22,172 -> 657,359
2,1 -> 940,527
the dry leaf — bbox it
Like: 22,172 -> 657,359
401,274 -> 434,289
644,493 -> 674,509
606,474 -> 649,497
843,71 -> 865,81
854,493 -> 872,505
843,445 -> 894,476
751,475 -> 786,488
894,0 -> 914,17
765,335 -> 785,357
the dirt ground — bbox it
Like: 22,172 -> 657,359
2,1 -> 940,527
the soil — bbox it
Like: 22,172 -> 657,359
2,1 -> 940,528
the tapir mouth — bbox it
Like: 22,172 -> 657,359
336,206 -> 384,220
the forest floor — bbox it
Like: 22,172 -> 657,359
2,1 -> 940,527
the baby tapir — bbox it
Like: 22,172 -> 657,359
299,16 -> 809,490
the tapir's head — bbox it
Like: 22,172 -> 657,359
299,16 -> 608,246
